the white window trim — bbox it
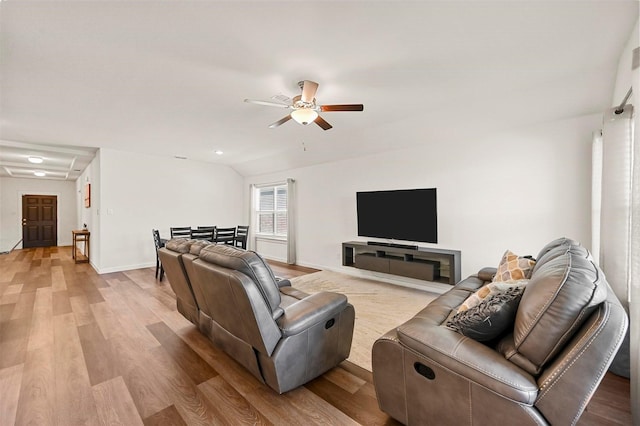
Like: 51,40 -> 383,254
256,183 -> 288,237
250,178 -> 296,264
255,234 -> 287,242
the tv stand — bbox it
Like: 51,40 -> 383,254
342,241 -> 461,285
367,241 -> 419,250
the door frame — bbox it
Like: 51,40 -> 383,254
17,191 -> 62,249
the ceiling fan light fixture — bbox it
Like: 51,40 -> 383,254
246,80 -> 362,130
28,156 -> 44,164
291,108 -> 318,125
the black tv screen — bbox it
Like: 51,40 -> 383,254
356,188 -> 437,243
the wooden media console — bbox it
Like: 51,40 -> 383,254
342,241 -> 461,285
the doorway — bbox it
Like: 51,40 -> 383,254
22,194 -> 58,248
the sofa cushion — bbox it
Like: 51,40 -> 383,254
165,238 -> 195,254
190,240 -> 214,255
198,244 -> 282,317
407,275 -> 483,328
499,241 -> 607,375
493,250 -> 536,282
532,237 -> 581,274
456,279 -> 528,313
446,286 -> 524,341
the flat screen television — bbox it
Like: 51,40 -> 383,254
356,188 -> 437,244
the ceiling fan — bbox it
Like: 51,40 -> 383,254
244,80 -> 364,130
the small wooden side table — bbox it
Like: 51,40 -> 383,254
72,230 -> 90,264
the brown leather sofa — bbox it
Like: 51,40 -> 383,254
158,240 -> 355,393
372,238 -> 628,425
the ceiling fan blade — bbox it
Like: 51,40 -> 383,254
268,115 -> 292,128
271,94 -> 292,105
300,80 -> 319,103
244,99 -> 290,108
314,115 -> 333,130
320,104 -> 364,112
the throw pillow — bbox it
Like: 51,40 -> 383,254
493,250 -> 536,282
457,279 -> 528,313
446,286 -> 524,341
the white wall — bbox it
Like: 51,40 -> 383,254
612,19 -> 638,110
255,237 -> 288,262
245,113 -> 600,282
0,177 -> 77,251
95,148 -> 244,273
76,152 -> 101,268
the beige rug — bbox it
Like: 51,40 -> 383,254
290,270 -> 438,372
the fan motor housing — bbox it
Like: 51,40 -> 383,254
292,95 -> 316,110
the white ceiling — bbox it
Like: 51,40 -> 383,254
0,140 -> 96,181
0,1 -> 637,179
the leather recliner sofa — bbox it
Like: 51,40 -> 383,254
156,238 -> 211,325
158,240 -> 355,393
372,238 -> 628,425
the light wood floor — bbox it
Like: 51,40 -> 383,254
0,247 -> 631,425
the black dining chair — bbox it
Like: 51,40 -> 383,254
170,226 -> 191,239
152,229 -> 165,281
234,225 -> 249,249
191,227 -> 215,242
214,227 -> 236,245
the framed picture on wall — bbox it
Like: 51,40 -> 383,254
84,183 -> 91,208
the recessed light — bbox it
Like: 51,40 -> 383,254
34,171 -> 46,177
214,150 -> 223,155
28,156 -> 44,164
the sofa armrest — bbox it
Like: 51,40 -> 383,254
397,318 -> 538,404
277,292 -> 347,337
477,267 -> 497,282
276,278 -> 292,288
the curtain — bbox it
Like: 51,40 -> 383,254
630,46 -> 639,424
598,105 -> 634,384
599,106 -> 634,309
630,103 -> 639,426
591,130 -> 603,261
286,178 -> 296,264
249,184 -> 258,251
589,44 -> 638,423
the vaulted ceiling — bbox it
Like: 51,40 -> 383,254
1,1 -> 637,179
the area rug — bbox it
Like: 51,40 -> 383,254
290,270 -> 438,372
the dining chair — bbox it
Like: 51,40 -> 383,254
234,225 -> 249,249
191,227 -> 215,242
170,226 -> 192,239
152,229 -> 165,281
214,227 -> 236,245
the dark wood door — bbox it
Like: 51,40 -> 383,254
22,195 -> 58,248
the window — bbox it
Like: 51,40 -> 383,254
257,185 -> 288,236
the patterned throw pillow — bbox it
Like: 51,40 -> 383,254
457,279 -> 528,313
493,250 -> 536,282
446,286 -> 525,341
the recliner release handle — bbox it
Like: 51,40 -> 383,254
414,362 -> 435,380
325,318 -> 335,329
